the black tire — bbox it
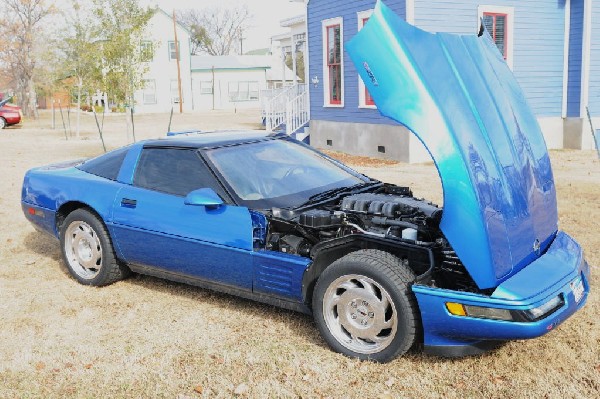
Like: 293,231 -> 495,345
0,117 -> 6,129
312,249 -> 419,362
59,208 -> 129,286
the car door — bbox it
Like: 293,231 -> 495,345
110,146 -> 254,290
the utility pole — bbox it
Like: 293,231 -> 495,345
238,27 -> 245,54
173,10 -> 183,114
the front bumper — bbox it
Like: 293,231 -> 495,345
413,231 -> 590,356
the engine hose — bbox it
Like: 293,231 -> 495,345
370,216 -> 420,230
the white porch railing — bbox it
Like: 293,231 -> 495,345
285,90 -> 310,135
263,84 -> 308,133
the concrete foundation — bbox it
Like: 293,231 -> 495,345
563,118 -> 583,149
310,120 -> 432,163
538,117 -> 564,149
310,117 -> 574,163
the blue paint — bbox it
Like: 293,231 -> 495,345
415,0 -> 566,117
22,165 -> 125,236
111,185 -> 254,288
347,1 -> 558,288
184,188 -> 224,207
413,231 -> 590,347
567,0 -> 584,117
253,250 -> 311,301
308,0 -> 569,126
307,0 -> 406,125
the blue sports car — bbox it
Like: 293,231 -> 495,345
22,2 -> 589,362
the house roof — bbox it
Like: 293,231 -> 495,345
280,14 -> 305,28
245,48 -> 271,56
156,7 -> 192,36
191,55 -> 272,71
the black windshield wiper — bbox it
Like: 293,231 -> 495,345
300,181 -> 382,207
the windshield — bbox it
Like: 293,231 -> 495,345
206,139 -> 367,209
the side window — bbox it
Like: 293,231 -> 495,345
133,148 -> 225,198
78,146 -> 129,181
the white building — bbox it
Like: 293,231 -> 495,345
271,14 -> 307,84
131,9 -> 295,113
133,9 -> 193,113
190,55 -> 295,111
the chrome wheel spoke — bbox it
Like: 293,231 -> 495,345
357,278 -> 378,297
330,294 -> 342,308
338,280 -> 359,291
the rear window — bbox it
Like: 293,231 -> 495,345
77,146 -> 129,181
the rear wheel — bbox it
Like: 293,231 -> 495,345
0,117 -> 6,129
60,209 -> 129,286
312,249 -> 419,362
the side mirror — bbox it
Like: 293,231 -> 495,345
184,188 -> 224,207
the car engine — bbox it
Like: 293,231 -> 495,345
252,184 -> 482,293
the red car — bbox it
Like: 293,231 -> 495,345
0,97 -> 22,129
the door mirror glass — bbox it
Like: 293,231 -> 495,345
184,188 -> 224,207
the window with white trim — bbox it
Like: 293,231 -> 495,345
478,5 -> 514,69
142,79 -> 156,104
199,81 -> 213,95
168,41 -> 179,61
357,10 -> 375,108
140,41 -> 153,62
228,81 -> 260,101
322,17 -> 344,107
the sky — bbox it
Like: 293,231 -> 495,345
145,0 -> 305,52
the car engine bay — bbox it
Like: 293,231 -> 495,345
251,183 -> 483,294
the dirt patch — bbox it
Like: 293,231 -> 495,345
321,149 -> 402,168
1,112 -> 598,398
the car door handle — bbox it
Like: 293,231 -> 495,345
121,198 -> 137,208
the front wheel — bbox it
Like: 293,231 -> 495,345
0,117 -> 6,129
312,250 -> 420,362
60,208 -> 129,286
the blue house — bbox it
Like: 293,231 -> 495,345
305,0 -> 600,162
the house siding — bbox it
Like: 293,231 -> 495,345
134,11 -> 193,113
589,0 -> 600,116
567,0 -> 584,117
414,0 -> 566,117
307,0 -> 406,125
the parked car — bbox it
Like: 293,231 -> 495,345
21,3 -> 589,362
0,97 -> 22,129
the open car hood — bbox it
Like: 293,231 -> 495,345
347,1 -> 558,289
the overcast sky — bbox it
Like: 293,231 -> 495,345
144,0 -> 305,52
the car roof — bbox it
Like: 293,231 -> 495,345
143,130 -> 287,149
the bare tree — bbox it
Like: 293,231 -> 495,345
92,0 -> 155,106
0,0 -> 55,117
57,1 -> 103,138
178,5 -> 252,56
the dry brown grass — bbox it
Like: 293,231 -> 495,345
0,111 -> 598,398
